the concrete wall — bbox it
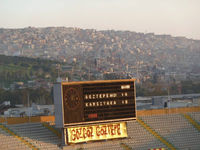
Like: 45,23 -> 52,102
0,106 -> 199,124
137,106 -> 200,116
0,116 -> 55,125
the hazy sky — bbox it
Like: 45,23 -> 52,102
0,0 -> 199,39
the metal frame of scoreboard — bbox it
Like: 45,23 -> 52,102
53,79 -> 137,145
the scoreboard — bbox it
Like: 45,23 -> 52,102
54,79 -> 136,127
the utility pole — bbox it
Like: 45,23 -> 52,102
168,76 -> 171,110
27,93 -> 31,123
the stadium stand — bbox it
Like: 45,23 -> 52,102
183,113 -> 200,132
0,108 -> 200,150
141,113 -> 200,149
7,123 -> 61,150
0,124 -> 32,150
136,118 -> 175,149
190,111 -> 200,124
121,120 -> 168,150
62,112 -> 200,150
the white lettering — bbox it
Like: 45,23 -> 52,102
125,100 -> 128,104
92,94 -> 95,99
121,85 -> 130,89
85,100 -> 123,107
89,95 -> 92,99
85,103 -> 88,107
84,93 -> 117,100
107,101 -> 110,105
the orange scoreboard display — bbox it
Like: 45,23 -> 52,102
59,79 -> 136,126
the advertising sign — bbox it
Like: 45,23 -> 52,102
67,122 -> 128,143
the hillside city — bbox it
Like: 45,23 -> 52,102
0,27 -> 200,103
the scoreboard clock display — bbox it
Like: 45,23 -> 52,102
59,79 -> 136,126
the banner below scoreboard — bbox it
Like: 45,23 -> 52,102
67,122 -> 127,144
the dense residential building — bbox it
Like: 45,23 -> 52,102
0,27 -> 200,91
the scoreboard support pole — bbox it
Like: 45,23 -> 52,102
61,128 -> 67,146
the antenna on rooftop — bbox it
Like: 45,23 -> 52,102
56,63 -> 62,82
